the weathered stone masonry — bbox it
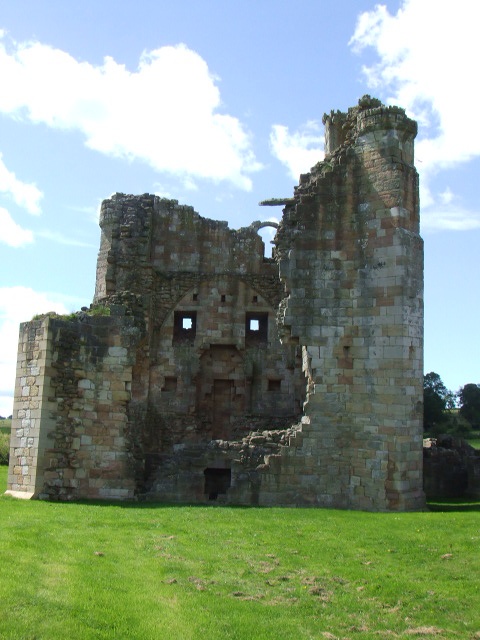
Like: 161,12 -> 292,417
7,97 -> 425,510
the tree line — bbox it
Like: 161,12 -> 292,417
424,372 -> 480,436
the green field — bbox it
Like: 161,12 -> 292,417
0,421 -> 10,465
0,417 -> 11,433
0,465 -> 479,640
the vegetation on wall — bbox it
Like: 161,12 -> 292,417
31,305 -> 111,322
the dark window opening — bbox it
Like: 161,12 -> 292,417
173,311 -> 197,344
193,293 -> 198,301
204,468 -> 231,500
268,379 -> 281,392
252,295 -> 258,303
245,312 -> 268,345
162,377 -> 177,392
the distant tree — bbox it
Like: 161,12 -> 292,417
423,372 -> 451,433
458,383 -> 480,428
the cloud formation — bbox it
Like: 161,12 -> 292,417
0,207 -> 34,247
0,37 -> 261,190
350,0 -> 480,231
270,121 -> 324,180
0,152 -> 43,214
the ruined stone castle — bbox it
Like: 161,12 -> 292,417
7,97 -> 425,510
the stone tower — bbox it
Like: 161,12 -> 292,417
269,96 -> 424,509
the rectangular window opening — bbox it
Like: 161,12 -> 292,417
268,379 -> 282,392
245,312 -> 268,345
162,377 -> 177,392
173,311 -> 197,345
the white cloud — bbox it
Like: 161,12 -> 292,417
67,203 -> 101,224
0,207 -> 34,247
270,121 -> 324,179
439,188 -> 454,206
350,0 -> 480,231
0,152 -> 43,214
0,287 -> 70,417
36,229 -> 96,248
422,206 -> 480,232
0,37 -> 262,190
153,184 -> 174,200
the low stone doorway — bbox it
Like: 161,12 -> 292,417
204,468 -> 231,500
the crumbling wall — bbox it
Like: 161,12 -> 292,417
9,196 -> 303,502
8,97 -> 425,511
261,97 -> 425,510
423,436 -> 480,499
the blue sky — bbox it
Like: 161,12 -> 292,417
0,0 -> 479,416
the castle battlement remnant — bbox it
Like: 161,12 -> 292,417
7,97 -> 425,510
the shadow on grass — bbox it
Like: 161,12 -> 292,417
47,498 -> 267,510
32,496 -> 480,514
427,498 -> 480,512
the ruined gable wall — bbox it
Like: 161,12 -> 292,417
93,195 -> 302,500
260,99 -> 424,510
95,195 -> 281,304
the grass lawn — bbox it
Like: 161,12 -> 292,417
0,466 -> 479,640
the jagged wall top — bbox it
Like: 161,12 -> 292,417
322,95 -> 417,160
